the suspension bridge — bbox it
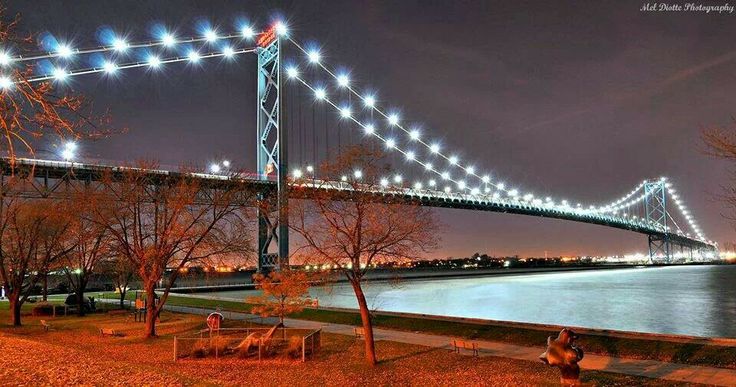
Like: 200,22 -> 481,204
0,20 -> 717,270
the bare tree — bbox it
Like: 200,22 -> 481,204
100,256 -> 136,309
91,163 -> 254,337
0,193 -> 73,325
0,8 -> 116,164
704,119 -> 736,221
290,146 -> 440,365
60,191 -> 115,316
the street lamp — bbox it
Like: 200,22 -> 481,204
61,141 -> 77,161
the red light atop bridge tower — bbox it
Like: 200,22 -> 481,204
257,25 -> 278,48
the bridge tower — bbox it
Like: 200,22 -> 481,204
255,27 -> 288,271
644,179 -> 670,262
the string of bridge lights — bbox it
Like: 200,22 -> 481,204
0,20 -> 709,243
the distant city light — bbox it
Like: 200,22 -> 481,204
353,170 -> 362,179
210,163 -> 221,173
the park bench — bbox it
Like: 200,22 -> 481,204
354,327 -> 364,338
99,328 -> 124,337
40,319 -> 52,332
451,339 -> 479,357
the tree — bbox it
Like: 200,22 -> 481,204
0,194 -> 73,325
100,256 -> 136,309
0,8 -> 114,164
60,191 -> 114,316
290,146 -> 440,365
91,163 -> 254,337
247,269 -> 312,325
704,119 -> 736,220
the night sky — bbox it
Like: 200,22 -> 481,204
7,0 -> 736,258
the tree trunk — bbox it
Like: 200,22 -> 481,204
119,289 -> 126,309
42,273 -> 48,302
144,282 -> 157,338
9,296 -> 21,326
350,279 -> 377,366
76,289 -> 86,317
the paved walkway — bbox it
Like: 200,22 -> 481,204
166,304 -> 736,386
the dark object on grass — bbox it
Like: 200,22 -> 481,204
539,328 -> 584,386
64,294 -> 97,312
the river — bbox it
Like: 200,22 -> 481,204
205,265 -> 736,338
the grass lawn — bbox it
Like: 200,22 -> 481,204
105,292 -> 736,370
0,307 -> 690,386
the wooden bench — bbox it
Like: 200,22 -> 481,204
354,327 -> 364,339
100,328 -> 124,337
451,339 -> 479,357
40,320 -> 51,332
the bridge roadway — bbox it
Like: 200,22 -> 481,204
0,158 -> 714,251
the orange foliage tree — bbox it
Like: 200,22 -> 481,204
290,145 -> 440,366
0,194 -> 74,325
90,163 -> 255,338
248,269 -> 313,325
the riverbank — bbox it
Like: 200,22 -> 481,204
169,264 -> 645,293
139,293 -> 736,370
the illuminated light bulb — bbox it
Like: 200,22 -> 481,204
441,171 -> 450,180
354,170 -> 362,179
210,163 -> 221,173
241,26 -> 255,39
340,175 -> 347,182
57,44 -> 74,58
466,166 -> 475,175
364,95 -> 375,108
385,138 -> 396,149
405,151 -> 415,161
308,50 -> 321,63
274,21 -> 288,36
103,61 -> 117,74
428,179 -> 436,187
444,186 -> 451,193
497,182 -> 505,190
188,51 -> 201,62
508,189 -> 519,197
458,181 -> 466,190
306,165 -> 314,173
286,66 -> 299,78
492,192 -> 500,199
484,187 -> 491,193
430,143 -> 440,153
293,169 -> 303,178
222,46 -> 235,58
0,51 -> 11,66
0,76 -> 12,89
380,178 -> 389,187
337,74 -> 350,87
147,56 -> 161,68
339,106 -> 352,118
112,38 -> 128,52
222,160 -> 230,168
314,88 -> 326,100
482,175 -> 490,183
449,156 -> 459,165
204,29 -> 218,42
363,124 -> 374,134
424,163 -> 433,171
409,129 -> 420,140
393,174 -> 402,183
388,113 -> 399,126
471,188 -> 480,195
162,33 -> 177,47
52,67 -> 68,81
414,182 -> 423,190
